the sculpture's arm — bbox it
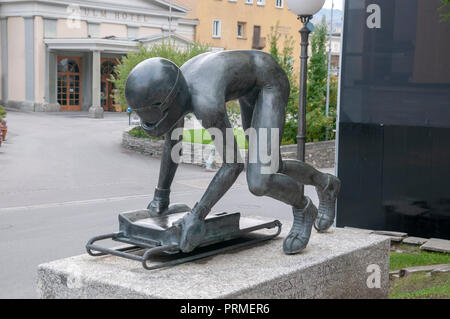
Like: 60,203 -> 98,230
190,163 -> 244,219
175,115 -> 245,252
192,114 -> 245,217
147,118 -> 185,214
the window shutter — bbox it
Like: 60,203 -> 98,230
252,25 -> 261,49
252,25 -> 265,49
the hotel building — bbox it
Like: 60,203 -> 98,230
0,0 -> 197,116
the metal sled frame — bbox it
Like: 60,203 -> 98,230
86,209 -> 282,270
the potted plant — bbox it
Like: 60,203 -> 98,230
0,106 -> 7,141
1,119 -> 7,141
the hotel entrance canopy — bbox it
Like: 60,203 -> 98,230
44,33 -> 194,53
44,34 -> 194,113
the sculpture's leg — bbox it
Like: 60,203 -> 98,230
280,159 -> 341,232
246,85 -> 333,253
239,88 -> 259,133
240,89 -> 329,192
243,85 -> 341,234
281,161 -> 340,232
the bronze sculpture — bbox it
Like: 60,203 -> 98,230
124,50 -> 341,255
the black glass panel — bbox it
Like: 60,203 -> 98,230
337,0 -> 450,239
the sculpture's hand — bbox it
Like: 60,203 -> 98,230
173,203 -> 209,252
147,188 -> 170,216
174,212 -> 206,252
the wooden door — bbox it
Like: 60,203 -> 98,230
101,58 -> 118,112
57,56 -> 82,111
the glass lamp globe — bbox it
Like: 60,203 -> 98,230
286,0 -> 326,16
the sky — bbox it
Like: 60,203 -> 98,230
323,0 -> 344,11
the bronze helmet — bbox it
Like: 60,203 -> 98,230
125,57 -> 190,137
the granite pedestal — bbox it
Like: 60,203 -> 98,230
88,106 -> 104,118
37,217 -> 391,299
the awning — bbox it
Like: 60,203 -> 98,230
45,33 -> 195,53
44,38 -> 139,53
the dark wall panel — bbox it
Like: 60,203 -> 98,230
337,123 -> 384,229
337,0 -> 450,239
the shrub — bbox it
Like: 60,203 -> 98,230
0,106 -> 6,121
226,100 -> 241,127
128,126 -> 163,140
110,42 -> 210,110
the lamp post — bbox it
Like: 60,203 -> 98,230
286,0 -> 325,162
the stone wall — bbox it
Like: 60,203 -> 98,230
281,140 -> 336,169
122,131 -> 165,157
122,132 -> 336,169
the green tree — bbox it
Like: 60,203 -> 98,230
268,19 -> 337,144
305,17 -> 337,142
110,41 -> 210,110
307,17 -> 328,112
439,0 -> 450,22
268,22 -> 299,145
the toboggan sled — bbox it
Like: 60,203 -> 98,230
86,204 -> 282,270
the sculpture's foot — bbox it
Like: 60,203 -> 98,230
283,197 -> 318,255
173,211 -> 206,253
147,188 -> 170,217
314,174 -> 341,233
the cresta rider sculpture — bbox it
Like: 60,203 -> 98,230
125,50 -> 341,255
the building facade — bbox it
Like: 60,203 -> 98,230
337,0 -> 450,239
0,0 -> 197,116
178,0 -> 304,69
178,0 -> 342,76
329,31 -> 341,74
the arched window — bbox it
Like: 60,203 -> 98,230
58,58 -> 80,73
101,61 -> 115,76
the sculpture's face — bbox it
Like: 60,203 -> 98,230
125,58 -> 189,137
136,83 -> 188,137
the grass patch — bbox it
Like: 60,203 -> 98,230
389,272 -> 450,299
128,127 -> 248,149
390,244 -> 450,271
388,243 -> 450,299
183,129 -> 248,150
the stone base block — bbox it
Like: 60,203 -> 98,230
4,100 -> 60,112
5,100 -> 35,111
34,102 -> 60,112
421,238 -> 450,253
37,218 -> 391,299
402,236 -> 428,245
88,106 -> 104,118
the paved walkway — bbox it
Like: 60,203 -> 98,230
0,110 -> 334,298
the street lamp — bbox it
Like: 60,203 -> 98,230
286,0 -> 325,162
